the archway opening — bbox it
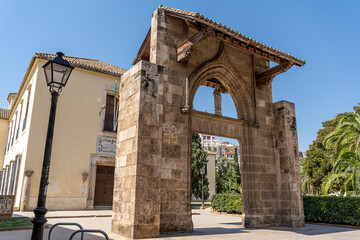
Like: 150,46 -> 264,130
193,82 -> 238,119
191,133 -> 243,231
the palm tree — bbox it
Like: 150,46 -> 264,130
322,152 -> 360,195
323,112 -> 360,195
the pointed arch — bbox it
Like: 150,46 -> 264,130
189,64 -> 255,122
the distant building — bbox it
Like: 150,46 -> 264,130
199,134 -> 219,148
206,150 -> 216,199
198,134 -> 240,160
217,141 -> 240,160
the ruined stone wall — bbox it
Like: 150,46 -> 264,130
273,101 -> 304,227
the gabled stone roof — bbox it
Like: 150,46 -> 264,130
0,109 -> 10,120
35,53 -> 126,77
159,5 -> 305,66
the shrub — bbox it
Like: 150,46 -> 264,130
303,195 -> 360,226
211,194 -> 242,214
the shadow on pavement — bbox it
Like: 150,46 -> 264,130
158,227 -> 247,238
218,221 -> 242,225
246,223 -> 359,236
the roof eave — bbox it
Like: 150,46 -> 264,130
160,6 -> 305,67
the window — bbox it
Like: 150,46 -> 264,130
23,86 -> 31,131
103,94 -> 115,132
11,112 -> 17,146
5,125 -> 10,154
3,165 -> 9,195
7,121 -> 13,150
16,102 -> 23,140
9,156 -> 20,195
0,170 -> 3,194
7,161 -> 14,195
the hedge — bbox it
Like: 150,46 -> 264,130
211,194 -> 242,214
303,195 -> 360,226
212,194 -> 360,226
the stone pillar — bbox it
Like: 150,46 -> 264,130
149,7 -> 193,235
20,170 -> 33,211
273,100 -> 304,227
112,61 -> 164,239
213,88 -> 222,116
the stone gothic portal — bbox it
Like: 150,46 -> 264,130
112,6 -> 305,239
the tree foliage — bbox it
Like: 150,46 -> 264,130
303,103 -> 360,196
323,112 -> 360,195
216,155 -> 241,194
303,117 -> 339,194
354,103 -> 360,115
191,133 -> 210,199
233,147 -> 241,185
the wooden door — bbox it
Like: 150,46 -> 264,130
94,166 -> 115,206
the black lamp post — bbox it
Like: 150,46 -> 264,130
31,52 -> 73,240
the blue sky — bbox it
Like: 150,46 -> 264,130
0,1 -> 359,152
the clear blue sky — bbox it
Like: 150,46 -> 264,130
0,1 -> 359,152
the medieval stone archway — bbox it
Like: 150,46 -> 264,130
189,64 -> 255,225
112,6 -> 305,239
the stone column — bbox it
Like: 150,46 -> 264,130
213,88 -> 222,116
273,100 -> 304,227
20,170 -> 33,211
112,61 -> 164,239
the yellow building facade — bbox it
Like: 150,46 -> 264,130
0,53 -> 125,211
206,150 -> 216,198
0,109 -> 10,167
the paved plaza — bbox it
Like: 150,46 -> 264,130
1,209 -> 360,239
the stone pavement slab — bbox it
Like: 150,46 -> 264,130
1,209 -> 360,239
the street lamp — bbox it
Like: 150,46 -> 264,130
31,52 -> 73,240
200,167 -> 205,209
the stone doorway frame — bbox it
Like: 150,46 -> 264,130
86,153 -> 115,210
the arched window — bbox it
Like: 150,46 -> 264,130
193,79 -> 237,119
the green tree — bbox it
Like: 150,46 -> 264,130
300,157 -> 311,194
303,117 -> 339,194
191,133 -> 210,199
215,156 -> 241,194
323,113 -> 360,195
233,147 -> 241,186
215,157 -> 228,194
